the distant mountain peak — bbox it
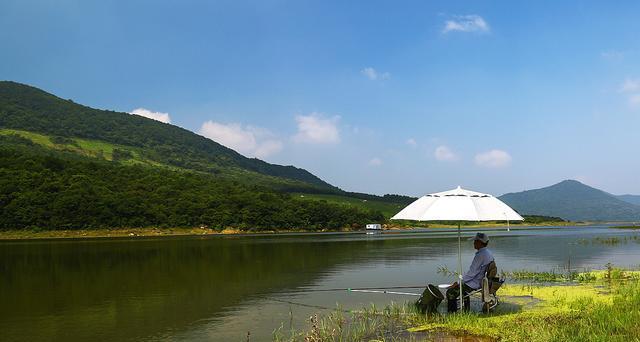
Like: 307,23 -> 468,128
558,179 -> 582,185
500,180 -> 640,222
552,179 -> 593,188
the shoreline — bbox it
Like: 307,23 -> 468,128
281,267 -> 640,341
0,221 -> 607,241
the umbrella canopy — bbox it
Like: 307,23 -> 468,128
390,186 -> 523,312
391,186 -> 524,222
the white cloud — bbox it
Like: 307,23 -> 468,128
475,149 -> 512,168
619,78 -> 640,109
361,67 -> 390,81
292,113 -> 341,144
443,15 -> 490,34
434,145 -> 458,161
130,108 -> 171,123
200,121 -> 255,152
199,121 -> 283,158
406,138 -> 417,147
619,78 -> 640,93
368,157 -> 383,166
254,140 -> 284,159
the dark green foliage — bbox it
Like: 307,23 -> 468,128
344,192 -> 417,205
0,143 -> 384,231
50,136 -> 77,146
0,81 -> 336,191
0,134 -> 34,146
500,180 -> 640,221
521,215 -> 565,223
112,148 -> 133,161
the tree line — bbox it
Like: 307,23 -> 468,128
0,138 -> 384,231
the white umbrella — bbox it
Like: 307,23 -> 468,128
391,186 -> 524,311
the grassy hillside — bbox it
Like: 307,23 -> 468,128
0,81 -> 336,192
500,180 -> 640,221
0,128 -> 327,191
0,128 -> 155,163
0,136 -> 384,231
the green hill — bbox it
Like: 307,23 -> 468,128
499,180 -> 640,222
0,81 -> 411,205
0,81 -> 335,192
0,81 -> 401,231
0,134 -> 384,230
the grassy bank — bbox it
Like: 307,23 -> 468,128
0,226 -> 365,240
0,222 -> 586,240
612,224 -> 640,229
276,268 -> 640,341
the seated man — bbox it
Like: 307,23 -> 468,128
446,232 -> 494,312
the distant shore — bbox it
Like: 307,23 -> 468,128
0,227 -> 362,240
612,224 -> 640,229
0,221 -> 596,240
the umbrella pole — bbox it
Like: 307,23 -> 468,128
458,222 -> 463,311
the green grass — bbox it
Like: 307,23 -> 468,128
279,267 -> 640,341
612,225 -> 640,229
578,235 -> 640,246
0,128 -> 56,146
0,129 -> 204,176
294,193 -> 404,218
1,128 -> 139,161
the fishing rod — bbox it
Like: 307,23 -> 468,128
267,286 -> 430,313
277,285 -> 427,294
347,289 -> 420,296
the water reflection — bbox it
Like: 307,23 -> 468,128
1,226 -> 639,341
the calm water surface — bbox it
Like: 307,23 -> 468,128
2,225 -> 640,341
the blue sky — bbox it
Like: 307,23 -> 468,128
2,1 -> 640,196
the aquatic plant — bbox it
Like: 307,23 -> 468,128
505,269 -> 574,282
284,265 -> 640,341
436,265 -> 458,277
273,303 -> 419,341
577,235 -> 640,246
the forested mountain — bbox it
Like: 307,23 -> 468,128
0,135 -> 384,230
0,81 -> 335,191
0,81 -> 394,231
500,180 -> 640,222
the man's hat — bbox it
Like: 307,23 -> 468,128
470,232 -> 489,243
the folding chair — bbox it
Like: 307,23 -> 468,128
463,260 -> 504,313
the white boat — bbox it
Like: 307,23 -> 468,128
365,223 -> 382,234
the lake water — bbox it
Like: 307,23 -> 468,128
2,225 -> 640,341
